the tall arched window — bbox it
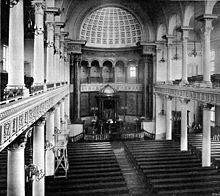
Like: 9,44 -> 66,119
130,66 -> 136,77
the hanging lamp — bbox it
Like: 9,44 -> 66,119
159,42 -> 166,63
189,1 -> 197,57
173,14 -> 180,60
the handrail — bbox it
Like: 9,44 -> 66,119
144,130 -> 155,139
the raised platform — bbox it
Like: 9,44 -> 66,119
83,131 -> 145,141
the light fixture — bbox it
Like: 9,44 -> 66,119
25,164 -> 45,182
45,140 -> 54,151
173,14 -> 180,60
34,24 -> 44,36
159,42 -> 166,63
159,97 -> 165,116
5,0 -> 19,8
46,41 -> 54,48
188,1 -> 197,58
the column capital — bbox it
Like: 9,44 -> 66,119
197,14 -> 218,34
32,1 -> 45,15
46,22 -> 54,31
8,0 -> 20,8
8,129 -> 32,151
177,26 -> 193,39
48,107 -> 55,114
201,103 -> 214,110
34,117 -> 46,127
57,101 -> 61,106
165,95 -> 173,101
179,98 -> 190,105
45,7 -> 60,16
162,35 -> 175,45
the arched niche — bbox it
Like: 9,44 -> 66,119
91,60 -> 100,83
115,60 -> 125,83
127,60 -> 137,83
103,61 -> 113,83
80,60 -> 89,83
168,14 -> 181,35
156,24 -> 167,41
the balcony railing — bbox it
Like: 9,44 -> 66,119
154,83 -> 220,105
0,83 -> 69,151
81,83 -> 142,92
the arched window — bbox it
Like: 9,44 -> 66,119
130,66 -> 136,77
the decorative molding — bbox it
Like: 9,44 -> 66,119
154,84 -> 220,106
81,83 -> 142,92
0,85 -> 69,151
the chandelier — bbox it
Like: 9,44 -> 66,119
159,42 -> 166,63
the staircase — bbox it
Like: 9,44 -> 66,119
124,140 -> 220,195
188,133 -> 220,167
45,141 -> 129,196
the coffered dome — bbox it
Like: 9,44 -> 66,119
80,6 -> 143,48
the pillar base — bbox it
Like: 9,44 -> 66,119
165,81 -> 173,85
23,87 -> 30,98
199,81 -> 212,88
179,80 -> 189,86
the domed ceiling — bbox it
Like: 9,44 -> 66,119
80,7 -> 143,48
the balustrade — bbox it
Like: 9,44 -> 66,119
0,84 -> 69,152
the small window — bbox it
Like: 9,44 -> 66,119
210,49 -> 215,74
3,45 -> 8,71
130,66 -> 136,77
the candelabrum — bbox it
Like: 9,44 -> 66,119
46,41 -> 54,48
25,164 -> 45,182
34,25 -> 44,36
45,140 -> 54,151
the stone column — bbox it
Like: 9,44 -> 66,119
163,35 -> 175,84
55,102 -> 61,130
180,98 -> 190,151
112,65 -> 116,83
45,108 -> 55,176
33,118 -> 45,196
32,1 -> 45,85
73,55 -> 81,121
100,66 -> 103,83
7,133 -> 28,196
143,56 -> 148,117
64,44 -> 68,83
60,98 -> 65,130
54,25 -> 60,84
88,63 -> 91,83
155,94 -> 166,140
215,105 -> 220,128
124,66 -> 128,83
45,22 -> 54,83
198,15 -> 217,86
166,96 -> 172,140
179,27 -> 192,85
65,95 -> 70,120
60,33 -> 65,83
7,0 -> 28,95
202,104 -> 213,167
60,32 -> 68,83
